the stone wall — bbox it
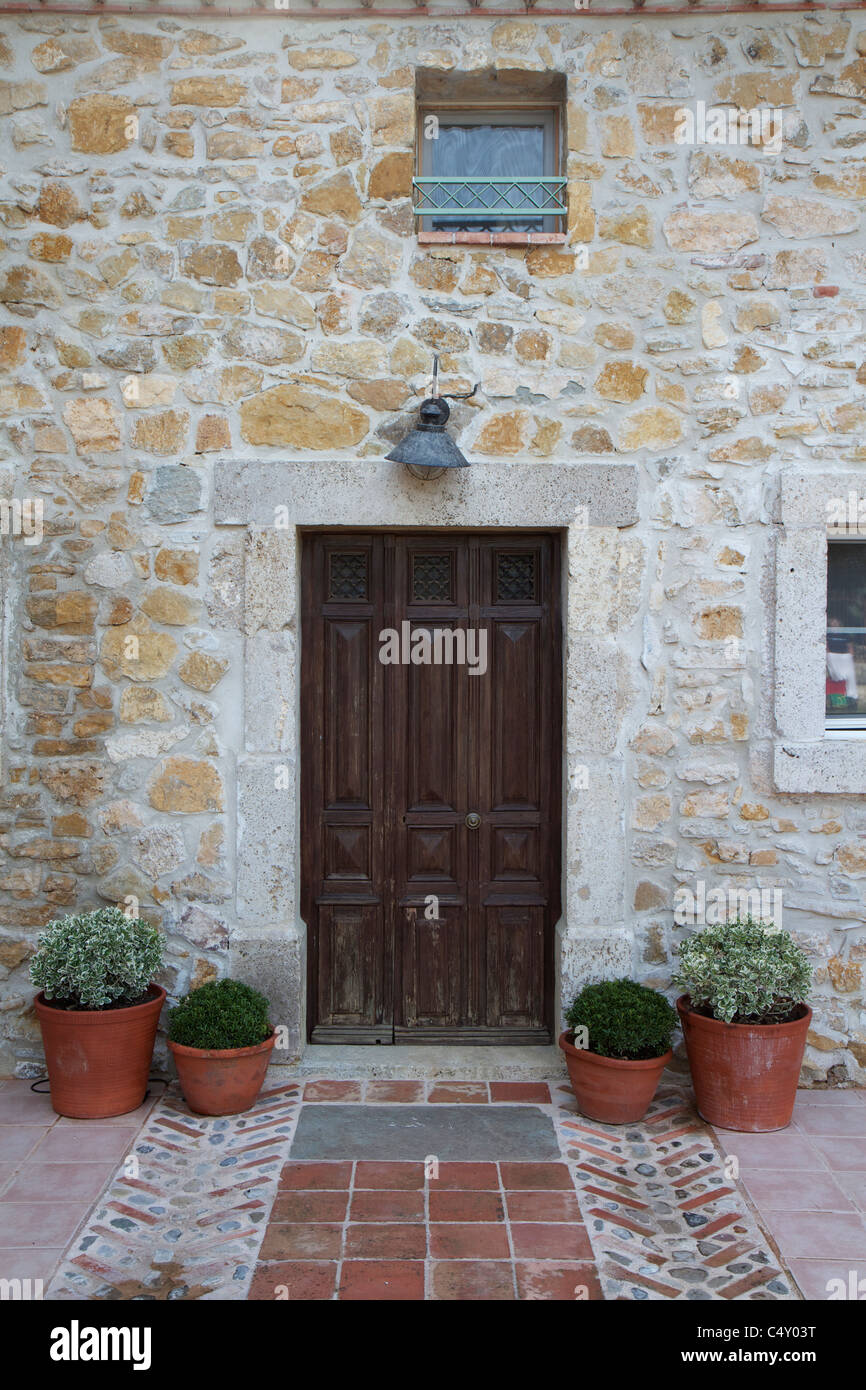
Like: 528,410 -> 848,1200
1,10 -> 865,1081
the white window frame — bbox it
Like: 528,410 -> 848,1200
774,472 -> 866,792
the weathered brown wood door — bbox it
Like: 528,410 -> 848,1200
301,531 -> 561,1044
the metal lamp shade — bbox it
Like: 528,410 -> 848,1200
385,396 -> 470,470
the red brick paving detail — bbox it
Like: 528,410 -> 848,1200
365,1081 -> 425,1103
339,1261 -> 425,1301
505,1190 -> 583,1223
350,1190 -> 425,1223
354,1161 -> 425,1190
428,1083 -> 489,1104
279,1161 -> 352,1190
511,1223 -> 594,1260
303,1080 -> 363,1103
344,1223 -> 428,1259
431,1260 -> 515,1300
271,1191 -> 349,1222
500,1162 -> 573,1190
428,1190 -> 505,1223
489,1082 -> 552,1105
259,1223 -> 343,1261
429,1223 -> 511,1259
436,1161 -> 499,1189
249,1261 -> 338,1301
515,1261 -> 604,1301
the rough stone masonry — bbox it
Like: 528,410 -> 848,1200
0,6 -> 865,1081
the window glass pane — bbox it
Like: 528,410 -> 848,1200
826,543 -> 866,720
430,121 -> 546,232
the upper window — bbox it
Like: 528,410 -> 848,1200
826,542 -> 866,730
414,105 -> 564,235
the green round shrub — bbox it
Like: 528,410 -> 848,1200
564,978 -> 678,1060
673,916 -> 812,1025
29,907 -> 164,1010
168,979 -> 272,1050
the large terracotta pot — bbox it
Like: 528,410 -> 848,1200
35,985 -> 165,1120
559,1030 -> 672,1124
677,995 -> 811,1133
169,1031 -> 276,1116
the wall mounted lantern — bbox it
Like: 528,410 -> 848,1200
386,356 -> 478,480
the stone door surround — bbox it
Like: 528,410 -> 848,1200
214,460 -> 639,1057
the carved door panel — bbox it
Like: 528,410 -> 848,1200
302,531 -> 561,1044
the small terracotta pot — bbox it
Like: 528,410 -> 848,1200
559,1030 -> 672,1124
35,985 -> 165,1120
169,1031 -> 276,1116
677,995 -> 811,1133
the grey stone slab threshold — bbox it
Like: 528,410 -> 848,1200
280,1044 -> 566,1080
290,1103 -> 561,1161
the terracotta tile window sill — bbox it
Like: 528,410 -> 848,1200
417,232 -> 568,247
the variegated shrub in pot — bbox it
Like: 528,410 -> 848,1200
30,907 -> 166,1119
674,917 -> 813,1133
559,978 -> 678,1124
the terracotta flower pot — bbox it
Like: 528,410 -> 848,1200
677,995 -> 811,1133
35,985 -> 165,1120
559,1030 -> 672,1124
169,1031 -> 276,1116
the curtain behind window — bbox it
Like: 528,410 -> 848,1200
430,123 -> 546,232
826,543 -> 866,718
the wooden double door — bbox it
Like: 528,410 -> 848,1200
301,531 -> 562,1044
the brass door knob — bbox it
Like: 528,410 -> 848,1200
465,812 -> 481,829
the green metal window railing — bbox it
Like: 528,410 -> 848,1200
412,176 -> 567,221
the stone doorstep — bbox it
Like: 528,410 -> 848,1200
282,1044 -> 567,1081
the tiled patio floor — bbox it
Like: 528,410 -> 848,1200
2,1072 -> 864,1300
0,1075 -> 164,1288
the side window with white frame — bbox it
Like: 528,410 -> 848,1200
414,104 -> 565,235
826,541 -> 866,730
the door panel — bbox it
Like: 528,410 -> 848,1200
302,530 -> 561,1044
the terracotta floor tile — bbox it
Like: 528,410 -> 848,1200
505,1190 -> 582,1222
434,1162 -> 499,1190
786,1259 -> 864,1301
431,1260 -> 515,1300
711,1130 -> 828,1170
794,1107 -> 866,1137
249,1261 -> 337,1301
515,1260 -> 603,1301
793,1090 -> 866,1109
500,1162 -> 573,1190
270,1190 -> 349,1223
258,1222 -> 343,1261
339,1260 -> 425,1300
743,1169 -> 854,1213
303,1080 -> 363,1103
428,1083 -> 489,1104
0,1087 -> 57,1125
3,1162 -> 115,1204
0,1127 -> 50,1162
833,1172 -> 866,1210
428,1190 -> 504,1223
344,1223 -> 427,1259
364,1081 -> 424,1104
349,1190 -> 425,1223
809,1136 -> 866,1172
0,1201 -> 90,1248
490,1083 -> 552,1105
0,1163 -> 17,1194
428,1223 -> 510,1259
0,1246 -> 65,1284
510,1223 -> 593,1260
34,1128 -> 139,1163
762,1210 -> 866,1260
279,1161 -> 353,1190
354,1161 -> 425,1190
